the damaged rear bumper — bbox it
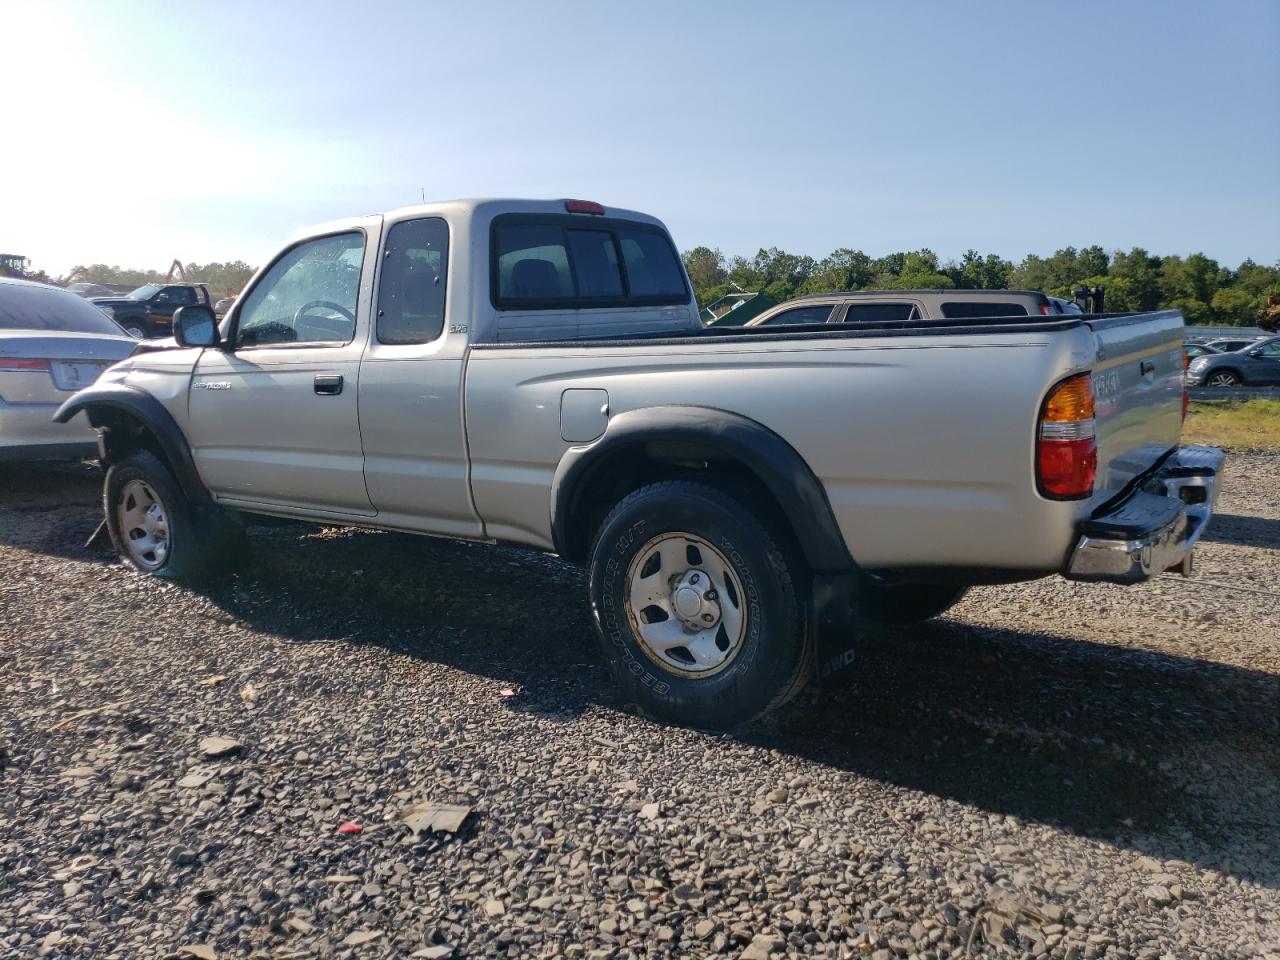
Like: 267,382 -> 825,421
1065,445 -> 1224,585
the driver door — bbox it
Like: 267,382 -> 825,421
187,219 -> 380,515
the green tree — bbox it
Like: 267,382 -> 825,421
681,247 -> 727,305
799,248 -> 873,295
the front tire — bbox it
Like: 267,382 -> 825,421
105,451 -> 246,578
587,481 -> 811,729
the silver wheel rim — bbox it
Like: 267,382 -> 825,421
625,532 -> 747,678
126,326 -> 145,339
117,479 -> 170,570
1208,373 -> 1235,386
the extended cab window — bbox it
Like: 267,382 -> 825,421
236,232 -> 364,347
760,305 -> 832,326
491,215 -> 688,309
377,218 -> 448,344
940,301 -> 1029,319
842,302 -> 917,323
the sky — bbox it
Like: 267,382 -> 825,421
1,0 -> 1278,276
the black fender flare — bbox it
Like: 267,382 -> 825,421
550,405 -> 857,574
54,382 -> 212,505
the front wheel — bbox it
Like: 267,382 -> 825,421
588,481 -> 811,729
105,451 -> 246,578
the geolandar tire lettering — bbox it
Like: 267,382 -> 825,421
587,480 -> 811,729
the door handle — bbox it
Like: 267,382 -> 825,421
314,374 -> 343,395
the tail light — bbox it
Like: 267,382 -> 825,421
0,357 -> 51,372
564,199 -> 605,215
1037,373 -> 1096,499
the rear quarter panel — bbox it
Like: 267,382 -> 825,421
464,325 -> 1099,572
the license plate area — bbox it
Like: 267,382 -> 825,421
52,361 -> 107,391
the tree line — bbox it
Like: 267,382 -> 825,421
682,245 -> 1280,327
64,261 -> 258,301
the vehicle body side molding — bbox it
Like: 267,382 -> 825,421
54,382 -> 212,505
550,405 -> 857,574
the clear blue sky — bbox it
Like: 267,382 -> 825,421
2,0 -> 1278,275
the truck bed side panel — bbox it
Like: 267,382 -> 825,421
464,326 -> 1099,572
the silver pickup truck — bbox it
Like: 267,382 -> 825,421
57,198 -> 1223,728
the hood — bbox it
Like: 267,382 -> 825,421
89,297 -> 138,308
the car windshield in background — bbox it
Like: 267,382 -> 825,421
127,283 -> 163,300
0,283 -> 130,335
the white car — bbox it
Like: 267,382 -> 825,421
0,278 -> 137,460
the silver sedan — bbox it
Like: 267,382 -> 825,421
1,278 -> 138,460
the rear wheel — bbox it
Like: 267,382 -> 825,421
1206,370 -> 1241,386
587,481 -> 811,729
105,451 -> 246,578
855,577 -> 968,625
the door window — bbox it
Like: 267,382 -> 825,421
843,302 -> 917,322
1257,340 -> 1280,357
759,305 -> 832,326
236,232 -> 364,347
377,218 -> 449,344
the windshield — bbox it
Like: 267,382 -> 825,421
0,282 -> 130,335
127,283 -> 163,300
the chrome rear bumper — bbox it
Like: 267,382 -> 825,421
1065,445 -> 1225,584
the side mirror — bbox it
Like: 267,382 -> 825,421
174,305 -> 220,348
1247,349 -> 1263,358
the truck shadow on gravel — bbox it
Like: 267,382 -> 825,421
1198,511 -> 1280,550
175,521 -> 1280,886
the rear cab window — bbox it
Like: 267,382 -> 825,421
491,214 -> 689,310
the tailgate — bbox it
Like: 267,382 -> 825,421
1086,310 -> 1185,508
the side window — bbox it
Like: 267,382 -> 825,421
843,302 -> 916,323
377,218 -> 448,344
760,305 -> 832,326
616,227 -> 687,298
496,224 -> 574,302
940,301 -> 1029,319
172,287 -> 197,306
236,232 -> 364,347
152,288 -> 175,304
1258,340 -> 1280,357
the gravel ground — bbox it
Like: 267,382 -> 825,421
1,453 -> 1277,959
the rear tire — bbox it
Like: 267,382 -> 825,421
1206,370 -> 1241,386
855,577 -> 968,625
104,451 -> 247,579
587,481 -> 811,729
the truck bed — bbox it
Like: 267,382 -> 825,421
466,309 -> 1185,575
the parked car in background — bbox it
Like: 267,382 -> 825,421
57,198 -> 1221,728
1204,336 -> 1266,353
1183,342 -> 1220,361
65,281 -> 118,298
214,296 -> 236,318
1186,336 -> 1280,386
745,289 -> 1082,326
91,282 -> 213,339
0,278 -> 137,460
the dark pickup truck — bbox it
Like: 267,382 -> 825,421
91,283 -> 212,339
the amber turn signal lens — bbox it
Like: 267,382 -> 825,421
1043,373 -> 1095,422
